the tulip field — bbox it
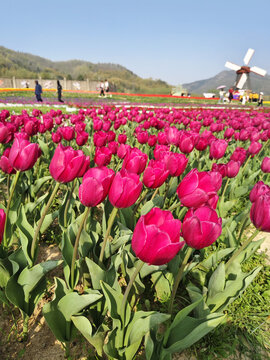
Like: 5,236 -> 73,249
0,103 -> 269,359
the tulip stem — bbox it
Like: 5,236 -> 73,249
169,247 -> 193,315
151,188 -> 159,201
226,229 -> 260,269
133,189 -> 148,214
99,206 -> 118,264
3,170 -> 20,248
70,207 -> 90,289
121,260 -> 144,319
237,212 -> 250,244
168,202 -> 182,212
7,174 -> 10,198
241,155 -> 251,176
30,181 -> 60,261
64,179 -> 76,227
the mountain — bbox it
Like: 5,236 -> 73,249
183,70 -> 270,95
0,46 -> 170,94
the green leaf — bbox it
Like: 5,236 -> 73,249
119,207 -> 134,230
17,206 -> 35,267
207,265 -> 262,312
162,313 -> 226,356
71,316 -> 108,357
208,262 -> 225,299
85,257 -> 106,290
32,176 -> 52,195
100,281 -> 131,328
151,271 -> 173,302
40,211 -> 58,234
187,284 -> 210,318
140,196 -> 163,216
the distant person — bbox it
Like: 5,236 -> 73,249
258,92 -> 264,107
104,79 -> 110,96
228,87 -> 234,103
25,81 -> 29,89
57,80 -> 64,102
218,89 -> 225,104
35,80 -> 43,102
242,92 -> 247,105
99,81 -> 105,96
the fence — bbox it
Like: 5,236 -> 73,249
0,77 -> 116,92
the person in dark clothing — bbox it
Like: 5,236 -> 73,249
57,80 -> 64,102
35,80 -> 43,102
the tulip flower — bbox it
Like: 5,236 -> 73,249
76,131 -> 88,146
79,167 -> 115,207
49,144 -> 90,183
143,160 -> 169,189
118,133 -> 127,144
0,148 -> 16,174
117,144 -> 131,159
61,126 -> 75,141
226,160 -> 240,178
52,131 -> 62,144
250,193 -> 270,232
109,169 -> 142,208
132,207 -> 184,265
166,152 -> 188,177
209,139 -> 228,160
165,127 -> 180,146
182,206 -> 222,249
261,157 -> 270,173
0,209 -> 6,244
177,169 -> 222,208
230,147 -> 247,165
123,148 -> 148,175
9,136 -> 41,171
249,181 -> 270,203
94,147 -> 112,167
93,131 -> 108,147
248,141 -> 262,156
179,131 -> 195,154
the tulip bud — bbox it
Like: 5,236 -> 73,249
0,209 -> 6,244
249,181 -> 270,203
123,148 -> 148,175
250,193 -> 270,232
49,144 -> 89,183
0,148 -> 16,174
143,160 -> 169,189
79,167 -> 115,207
109,169 -> 142,208
182,206 -> 222,249
261,157 -> 270,173
9,136 -> 41,171
132,207 -> 184,265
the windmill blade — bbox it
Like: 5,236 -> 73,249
250,66 -> 267,77
236,73 -> 248,89
243,48 -> 255,65
225,61 -> 241,71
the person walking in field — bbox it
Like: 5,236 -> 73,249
258,92 -> 264,107
104,79 -> 110,96
99,81 -> 105,97
35,80 -> 43,102
57,80 -> 64,102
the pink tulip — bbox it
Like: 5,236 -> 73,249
248,141 -> 262,155
226,160 -> 240,178
9,136 -> 41,171
109,169 -> 142,208
123,148 -> 148,175
94,147 -> 112,167
209,139 -> 228,160
61,126 -> 75,141
166,152 -> 188,177
143,160 -> 169,189
49,144 -> 89,183
0,148 -> 16,174
182,206 -> 222,249
261,157 -> 270,173
250,193 -> 270,232
177,169 -> 222,208
132,207 -> 184,265
249,181 -> 270,203
79,167 -> 115,207
0,209 -> 6,244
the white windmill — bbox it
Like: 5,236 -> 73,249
225,48 -> 267,89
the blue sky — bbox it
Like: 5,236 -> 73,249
1,0 -> 270,85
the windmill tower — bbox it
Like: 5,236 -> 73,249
225,48 -> 267,90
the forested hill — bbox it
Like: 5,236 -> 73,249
0,46 -> 171,94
